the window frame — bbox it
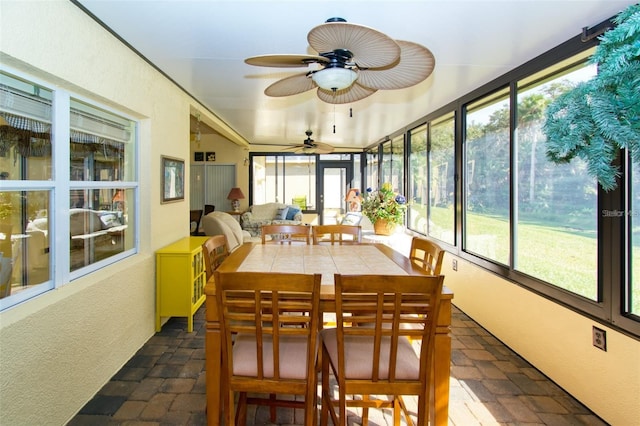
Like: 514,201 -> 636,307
248,152 -> 318,213
0,67 -> 139,311
363,17 -> 639,337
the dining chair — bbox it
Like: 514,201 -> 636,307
190,209 -> 204,236
261,224 -> 310,245
409,236 -> 445,275
312,224 -> 362,245
201,235 -> 228,281
204,204 -> 215,215
214,271 -> 322,426
320,273 -> 444,426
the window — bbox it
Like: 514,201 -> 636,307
284,156 -> 316,210
408,125 -> 427,234
68,99 -> 136,272
464,88 -> 511,264
407,114 -> 456,244
380,136 -> 404,194
365,148 -> 378,190
359,22 -> 639,336
628,158 -> 640,318
0,70 -> 137,310
250,154 -> 316,210
515,60 -> 597,299
429,115 -> 456,245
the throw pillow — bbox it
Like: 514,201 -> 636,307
275,207 -> 289,220
286,206 -> 301,220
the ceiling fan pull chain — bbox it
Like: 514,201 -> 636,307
333,104 -> 336,134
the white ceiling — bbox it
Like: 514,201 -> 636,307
75,0 -> 633,151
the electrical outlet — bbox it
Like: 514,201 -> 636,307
452,259 -> 458,271
592,326 -> 607,351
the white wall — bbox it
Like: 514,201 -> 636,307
0,2 -> 241,424
440,254 -> 640,425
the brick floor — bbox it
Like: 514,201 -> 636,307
67,305 -> 608,425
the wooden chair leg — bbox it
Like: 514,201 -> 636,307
320,347 -> 330,426
305,369 -> 318,426
393,397 -> 401,426
416,394 -> 428,426
362,395 -> 369,425
269,394 -> 277,422
236,392 -> 247,426
398,395 -> 416,426
338,385 -> 347,426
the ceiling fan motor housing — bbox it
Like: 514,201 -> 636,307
320,49 -> 354,68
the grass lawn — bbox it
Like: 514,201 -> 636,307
410,205 -> 639,314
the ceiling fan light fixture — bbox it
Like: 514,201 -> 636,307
312,68 -> 357,91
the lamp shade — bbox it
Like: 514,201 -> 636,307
312,68 -> 357,91
227,187 -> 245,200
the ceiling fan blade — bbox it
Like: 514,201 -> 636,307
264,73 -> 316,97
245,54 -> 329,68
312,142 -> 335,153
293,145 -> 334,155
308,21 -> 400,68
357,40 -> 436,90
316,83 -> 376,104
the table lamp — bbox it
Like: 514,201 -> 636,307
227,187 -> 245,212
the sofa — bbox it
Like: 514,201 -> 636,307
240,202 -> 303,237
202,211 -> 261,252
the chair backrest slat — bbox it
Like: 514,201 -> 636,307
334,273 -> 444,383
261,224 -> 311,244
312,224 -> 362,245
409,237 -> 445,275
201,235 -> 228,281
215,271 -> 321,381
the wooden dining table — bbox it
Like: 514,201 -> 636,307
204,243 -> 454,425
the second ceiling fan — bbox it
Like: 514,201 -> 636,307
245,17 -> 436,104
284,130 -> 334,154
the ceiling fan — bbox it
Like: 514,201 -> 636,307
284,130 -> 335,154
245,17 -> 435,104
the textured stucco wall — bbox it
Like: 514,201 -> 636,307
440,255 -> 640,426
0,1 -> 229,424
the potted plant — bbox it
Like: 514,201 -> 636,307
361,183 -> 407,235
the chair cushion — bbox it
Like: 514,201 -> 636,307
232,333 -> 312,380
321,328 -> 419,380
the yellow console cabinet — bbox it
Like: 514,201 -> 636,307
156,236 -> 209,332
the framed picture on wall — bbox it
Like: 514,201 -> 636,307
194,151 -> 204,162
161,155 -> 185,203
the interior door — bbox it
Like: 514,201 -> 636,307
319,163 -> 352,225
